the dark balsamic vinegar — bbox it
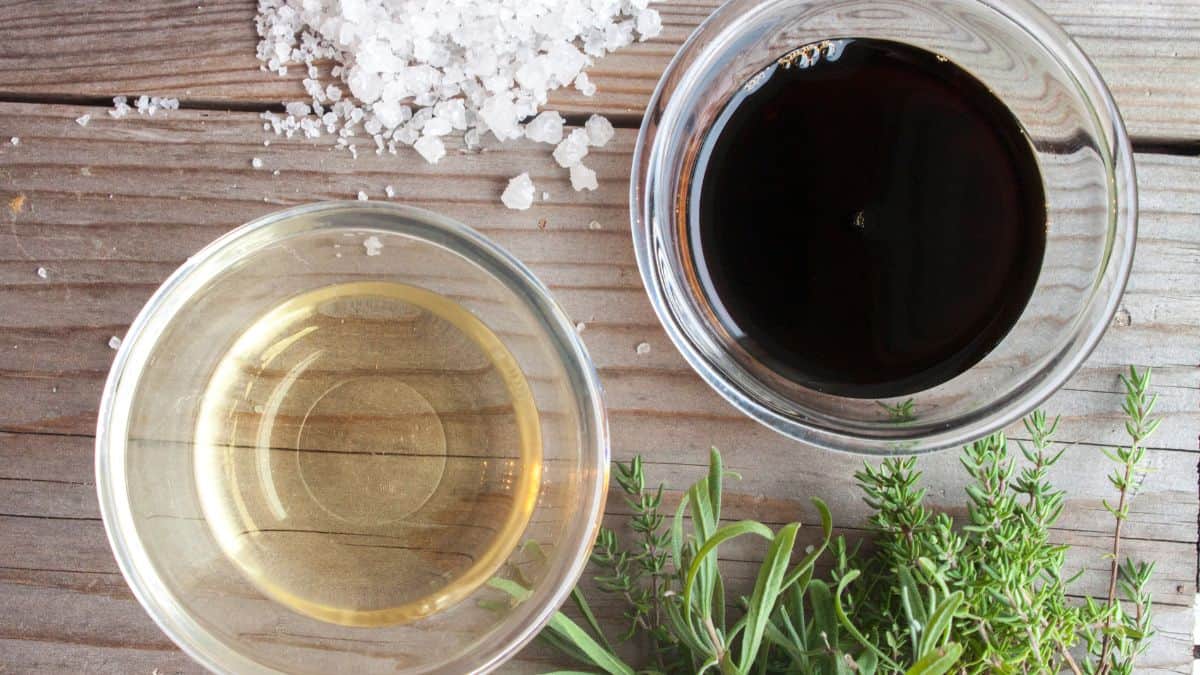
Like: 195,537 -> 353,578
690,39 -> 1046,398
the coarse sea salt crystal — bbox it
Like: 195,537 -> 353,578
501,172 -> 535,210
553,128 -> 589,168
36,267 -> 47,279
357,190 -> 369,201
363,235 -> 383,256
75,114 -> 91,127
251,157 -> 264,169
524,110 -> 564,144
108,336 -> 123,350
635,341 -> 651,355
636,9 -> 663,40
413,134 -> 445,163
385,185 -> 395,198
569,163 -> 598,191
574,72 -> 597,97
584,114 -> 614,147
8,137 -> 18,146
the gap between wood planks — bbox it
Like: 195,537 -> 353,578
0,93 -> 1196,156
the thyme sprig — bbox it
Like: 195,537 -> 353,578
495,367 -> 1160,675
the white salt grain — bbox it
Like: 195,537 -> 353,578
553,129 -> 590,168
584,114 -> 614,147
542,191 -> 550,201
251,157 -> 264,169
109,96 -> 131,118
525,111 -> 565,144
413,134 -> 446,163
635,341 -> 651,355
385,185 -> 395,198
636,9 -> 663,41
75,114 -> 91,127
588,220 -> 602,230
569,163 -> 598,191
108,336 -> 123,350
575,321 -> 586,333
35,267 -> 47,279
8,137 -> 18,146
574,72 -> 597,97
363,235 -> 383,256
501,172 -> 535,210
272,169 -> 280,176
357,190 -> 369,201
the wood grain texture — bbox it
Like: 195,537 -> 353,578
0,0 -> 1197,140
0,101 -> 1195,672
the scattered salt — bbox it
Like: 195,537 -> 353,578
588,220 -> 602,230
569,163 -> 598,191
385,185 -> 395,198
8,137 -> 18,146
251,157 -> 264,169
636,9 -> 663,41
542,191 -> 550,201
363,235 -> 383,256
575,321 -> 586,333
553,129 -> 590,168
75,114 -> 91,127
635,341 -> 651,355
109,96 -> 131,118
35,267 -> 47,279
413,134 -> 446,164
525,111 -> 565,145
133,95 -> 179,116
501,172 -> 535,210
357,190 -> 369,201
272,169 -> 280,176
585,114 -> 614,147
254,0 -> 661,203
574,72 -> 597,97
108,336 -> 123,350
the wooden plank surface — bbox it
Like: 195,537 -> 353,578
0,0 -> 1197,140
0,0 -> 1197,671
0,99 -> 1196,672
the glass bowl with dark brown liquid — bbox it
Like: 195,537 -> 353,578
632,0 -> 1136,453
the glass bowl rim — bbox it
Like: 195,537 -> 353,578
630,0 -> 1138,454
95,201 -> 611,674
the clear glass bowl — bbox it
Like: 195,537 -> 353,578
95,203 -> 609,673
632,0 -> 1136,453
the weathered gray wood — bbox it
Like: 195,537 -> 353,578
0,0 -> 1195,655
0,0 -> 1196,140
0,101 -> 1195,671
0,104 -> 1196,448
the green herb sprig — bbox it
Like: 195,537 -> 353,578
494,367 -> 1160,675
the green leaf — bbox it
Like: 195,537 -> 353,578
918,591 -> 963,655
707,447 -> 724,522
671,489 -> 691,572
738,522 -> 800,673
904,643 -> 963,675
546,612 -> 637,675
570,586 -> 613,652
832,570 -> 900,671
487,577 -> 531,601
809,579 -> 838,643
684,520 -> 775,616
856,649 -> 879,675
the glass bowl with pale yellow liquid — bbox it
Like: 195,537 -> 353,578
95,203 -> 609,673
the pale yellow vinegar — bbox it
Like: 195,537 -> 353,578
194,282 -> 541,626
